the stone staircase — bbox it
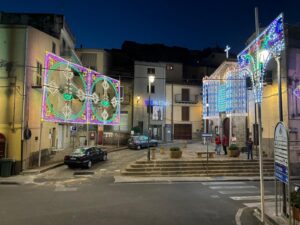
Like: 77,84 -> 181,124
121,159 -> 274,177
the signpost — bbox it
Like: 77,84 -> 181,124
202,133 -> 213,175
274,122 -> 291,225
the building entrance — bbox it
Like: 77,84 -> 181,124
223,118 -> 230,139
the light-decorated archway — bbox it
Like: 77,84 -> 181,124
42,52 -> 120,125
237,13 -> 285,103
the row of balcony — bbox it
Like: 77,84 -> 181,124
174,94 -> 199,104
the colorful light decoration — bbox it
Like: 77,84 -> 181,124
225,72 -> 247,114
203,73 -> 247,119
42,52 -> 120,125
203,77 -> 220,118
238,13 -> 285,103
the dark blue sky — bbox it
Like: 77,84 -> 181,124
2,0 -> 300,53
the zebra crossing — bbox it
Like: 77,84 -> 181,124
202,181 -> 275,207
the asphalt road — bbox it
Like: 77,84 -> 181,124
0,149 -> 276,225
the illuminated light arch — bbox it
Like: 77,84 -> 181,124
42,52 -> 120,125
237,13 -> 285,103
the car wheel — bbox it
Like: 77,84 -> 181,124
103,154 -> 107,161
136,145 -> 141,150
87,160 -> 92,169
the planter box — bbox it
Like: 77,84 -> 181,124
228,149 -> 240,157
170,151 -> 182,159
293,207 -> 300,221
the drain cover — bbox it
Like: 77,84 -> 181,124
73,171 -> 95,175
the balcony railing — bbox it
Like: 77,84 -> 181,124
175,94 -> 199,104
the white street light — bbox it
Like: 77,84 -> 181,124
148,75 -> 155,84
259,49 -> 270,63
147,74 -> 155,161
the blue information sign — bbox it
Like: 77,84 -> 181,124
274,122 -> 289,184
275,162 -> 288,184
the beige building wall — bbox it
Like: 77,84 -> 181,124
166,84 -> 202,139
24,26 -> 71,167
247,56 -> 288,157
0,24 -> 74,170
76,49 -> 110,74
0,25 -> 27,164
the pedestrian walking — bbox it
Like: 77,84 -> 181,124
247,137 -> 254,160
215,134 -> 221,155
231,134 -> 237,144
222,134 -> 228,155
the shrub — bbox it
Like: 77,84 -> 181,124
291,192 -> 300,208
229,144 -> 239,151
170,147 -> 181,151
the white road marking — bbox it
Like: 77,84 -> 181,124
54,184 -> 78,192
210,195 -> 220,198
243,201 -> 275,208
235,207 -> 247,225
230,195 -> 275,201
219,190 -> 261,195
202,182 -> 246,186
210,185 -> 257,190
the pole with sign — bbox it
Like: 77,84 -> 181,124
202,133 -> 213,175
274,122 -> 291,225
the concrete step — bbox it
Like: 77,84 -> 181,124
130,164 -> 274,169
125,167 -> 274,172
135,160 -> 274,165
121,171 -> 274,177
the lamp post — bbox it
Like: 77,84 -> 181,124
259,49 -> 287,217
148,75 -> 155,161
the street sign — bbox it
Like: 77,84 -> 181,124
274,122 -> 289,184
202,133 -> 213,137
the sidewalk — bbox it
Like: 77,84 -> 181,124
152,141 -> 263,161
245,204 -> 288,225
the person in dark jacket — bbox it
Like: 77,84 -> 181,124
222,134 -> 228,155
247,137 -> 254,160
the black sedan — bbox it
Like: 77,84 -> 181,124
128,135 -> 158,150
64,147 -> 107,169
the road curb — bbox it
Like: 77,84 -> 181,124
0,181 -> 21,185
106,147 -> 127,153
254,208 -> 280,225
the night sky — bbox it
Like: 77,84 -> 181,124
2,0 -> 300,53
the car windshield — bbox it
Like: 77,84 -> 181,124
72,148 -> 86,155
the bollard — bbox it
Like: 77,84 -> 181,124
151,148 -> 156,159
160,147 -> 165,155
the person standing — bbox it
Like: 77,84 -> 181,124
222,134 -> 228,155
215,134 -> 221,155
247,137 -> 254,160
231,134 -> 237,144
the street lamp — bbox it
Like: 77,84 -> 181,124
259,49 -> 282,120
259,49 -> 285,217
148,75 -> 155,161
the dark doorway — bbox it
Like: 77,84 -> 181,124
174,124 -> 192,139
223,118 -> 230,139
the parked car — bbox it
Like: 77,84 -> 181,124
128,135 -> 158,150
64,147 -> 107,169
